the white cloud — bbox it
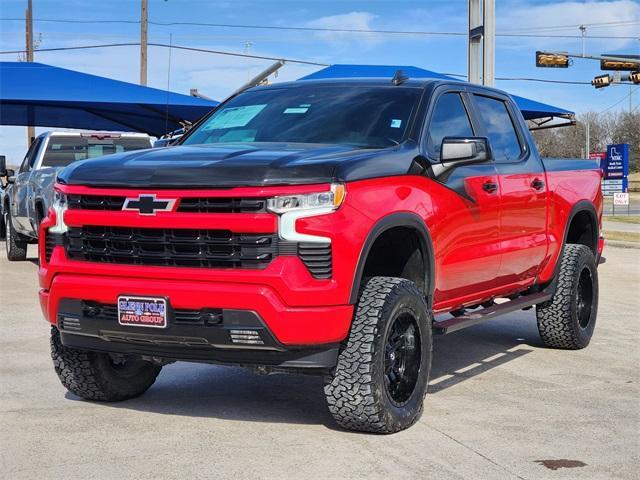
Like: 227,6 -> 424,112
305,11 -> 381,48
498,0 -> 640,51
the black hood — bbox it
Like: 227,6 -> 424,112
57,142 -> 418,188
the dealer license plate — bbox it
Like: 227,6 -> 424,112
117,296 -> 167,329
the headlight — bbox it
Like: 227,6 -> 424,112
49,190 -> 68,234
268,184 -> 345,243
267,184 -> 345,214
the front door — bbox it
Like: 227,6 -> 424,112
11,137 -> 42,233
424,91 -> 502,309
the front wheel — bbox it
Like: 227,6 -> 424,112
5,211 -> 27,261
325,277 -> 432,433
50,327 -> 162,401
536,244 -> 599,349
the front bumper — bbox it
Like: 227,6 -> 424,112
39,273 -> 352,367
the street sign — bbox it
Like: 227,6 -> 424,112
613,192 -> 629,206
600,144 -> 629,196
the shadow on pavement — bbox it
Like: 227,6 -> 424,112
65,311 -> 541,426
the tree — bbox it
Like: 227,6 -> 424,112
531,110 -> 639,171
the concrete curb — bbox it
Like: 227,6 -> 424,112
605,239 -> 640,250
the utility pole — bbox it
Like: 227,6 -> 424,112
140,0 -> 148,85
468,0 -> 495,87
25,0 -> 35,146
579,25 -> 586,58
585,112 -> 590,159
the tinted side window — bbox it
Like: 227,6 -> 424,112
427,93 -> 474,156
473,95 -> 522,163
19,138 -> 42,173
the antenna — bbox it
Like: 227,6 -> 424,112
391,69 -> 409,86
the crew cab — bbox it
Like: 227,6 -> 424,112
4,131 -> 151,261
39,77 -> 603,433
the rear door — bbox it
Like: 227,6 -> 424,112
424,89 -> 502,307
470,93 -> 548,287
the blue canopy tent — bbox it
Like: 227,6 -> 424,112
300,64 -> 575,129
0,62 -> 218,137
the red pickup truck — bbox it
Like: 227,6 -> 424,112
39,78 -> 603,433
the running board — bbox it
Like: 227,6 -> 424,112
433,291 -> 553,335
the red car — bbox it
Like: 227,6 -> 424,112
39,78 -> 603,433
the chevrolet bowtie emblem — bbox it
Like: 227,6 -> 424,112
122,194 -> 176,215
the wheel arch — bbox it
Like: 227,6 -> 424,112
538,200 -> 599,295
34,197 -> 46,223
563,200 -> 599,256
349,212 -> 435,306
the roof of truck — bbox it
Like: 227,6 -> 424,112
297,64 -> 574,121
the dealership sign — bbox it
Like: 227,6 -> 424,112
599,144 -> 629,196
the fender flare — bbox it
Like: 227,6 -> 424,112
348,212 -> 436,306
540,200 -> 599,294
562,200 -> 599,256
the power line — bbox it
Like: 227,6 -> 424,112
1,17 -> 638,39
496,77 -> 592,85
501,20 -> 640,33
0,42 -> 329,66
600,87 -> 639,114
0,42 -> 606,86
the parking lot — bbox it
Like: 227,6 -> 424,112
1,242 -> 638,480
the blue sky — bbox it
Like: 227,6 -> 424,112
1,0 -> 639,164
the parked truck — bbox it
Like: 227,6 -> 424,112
39,77 -> 603,433
4,131 -> 151,261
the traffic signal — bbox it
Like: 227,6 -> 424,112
600,54 -> 640,71
591,74 -> 612,88
536,51 -> 570,68
630,71 -> 640,84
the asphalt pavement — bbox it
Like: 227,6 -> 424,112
1,243 -> 638,480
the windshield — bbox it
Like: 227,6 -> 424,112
183,85 -> 422,148
42,137 -> 151,168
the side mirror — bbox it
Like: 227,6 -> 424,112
0,155 -> 6,177
6,169 -> 16,184
441,137 -> 490,167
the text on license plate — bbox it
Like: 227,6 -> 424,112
117,296 -> 167,328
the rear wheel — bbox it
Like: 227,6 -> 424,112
4,211 -> 27,261
536,244 -> 598,349
0,209 -> 5,239
50,327 -> 162,401
325,277 -> 432,433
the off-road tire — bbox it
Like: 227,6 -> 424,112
50,327 -> 162,401
536,244 -> 598,349
325,277 -> 432,434
5,211 -> 27,261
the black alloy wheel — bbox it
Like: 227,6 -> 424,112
384,312 -> 421,406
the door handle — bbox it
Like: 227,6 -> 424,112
531,178 -> 545,191
482,181 -> 498,194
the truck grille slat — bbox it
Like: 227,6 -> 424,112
44,232 -> 56,262
65,226 -> 277,269
85,302 -> 221,326
298,243 -> 332,279
66,195 -> 266,213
